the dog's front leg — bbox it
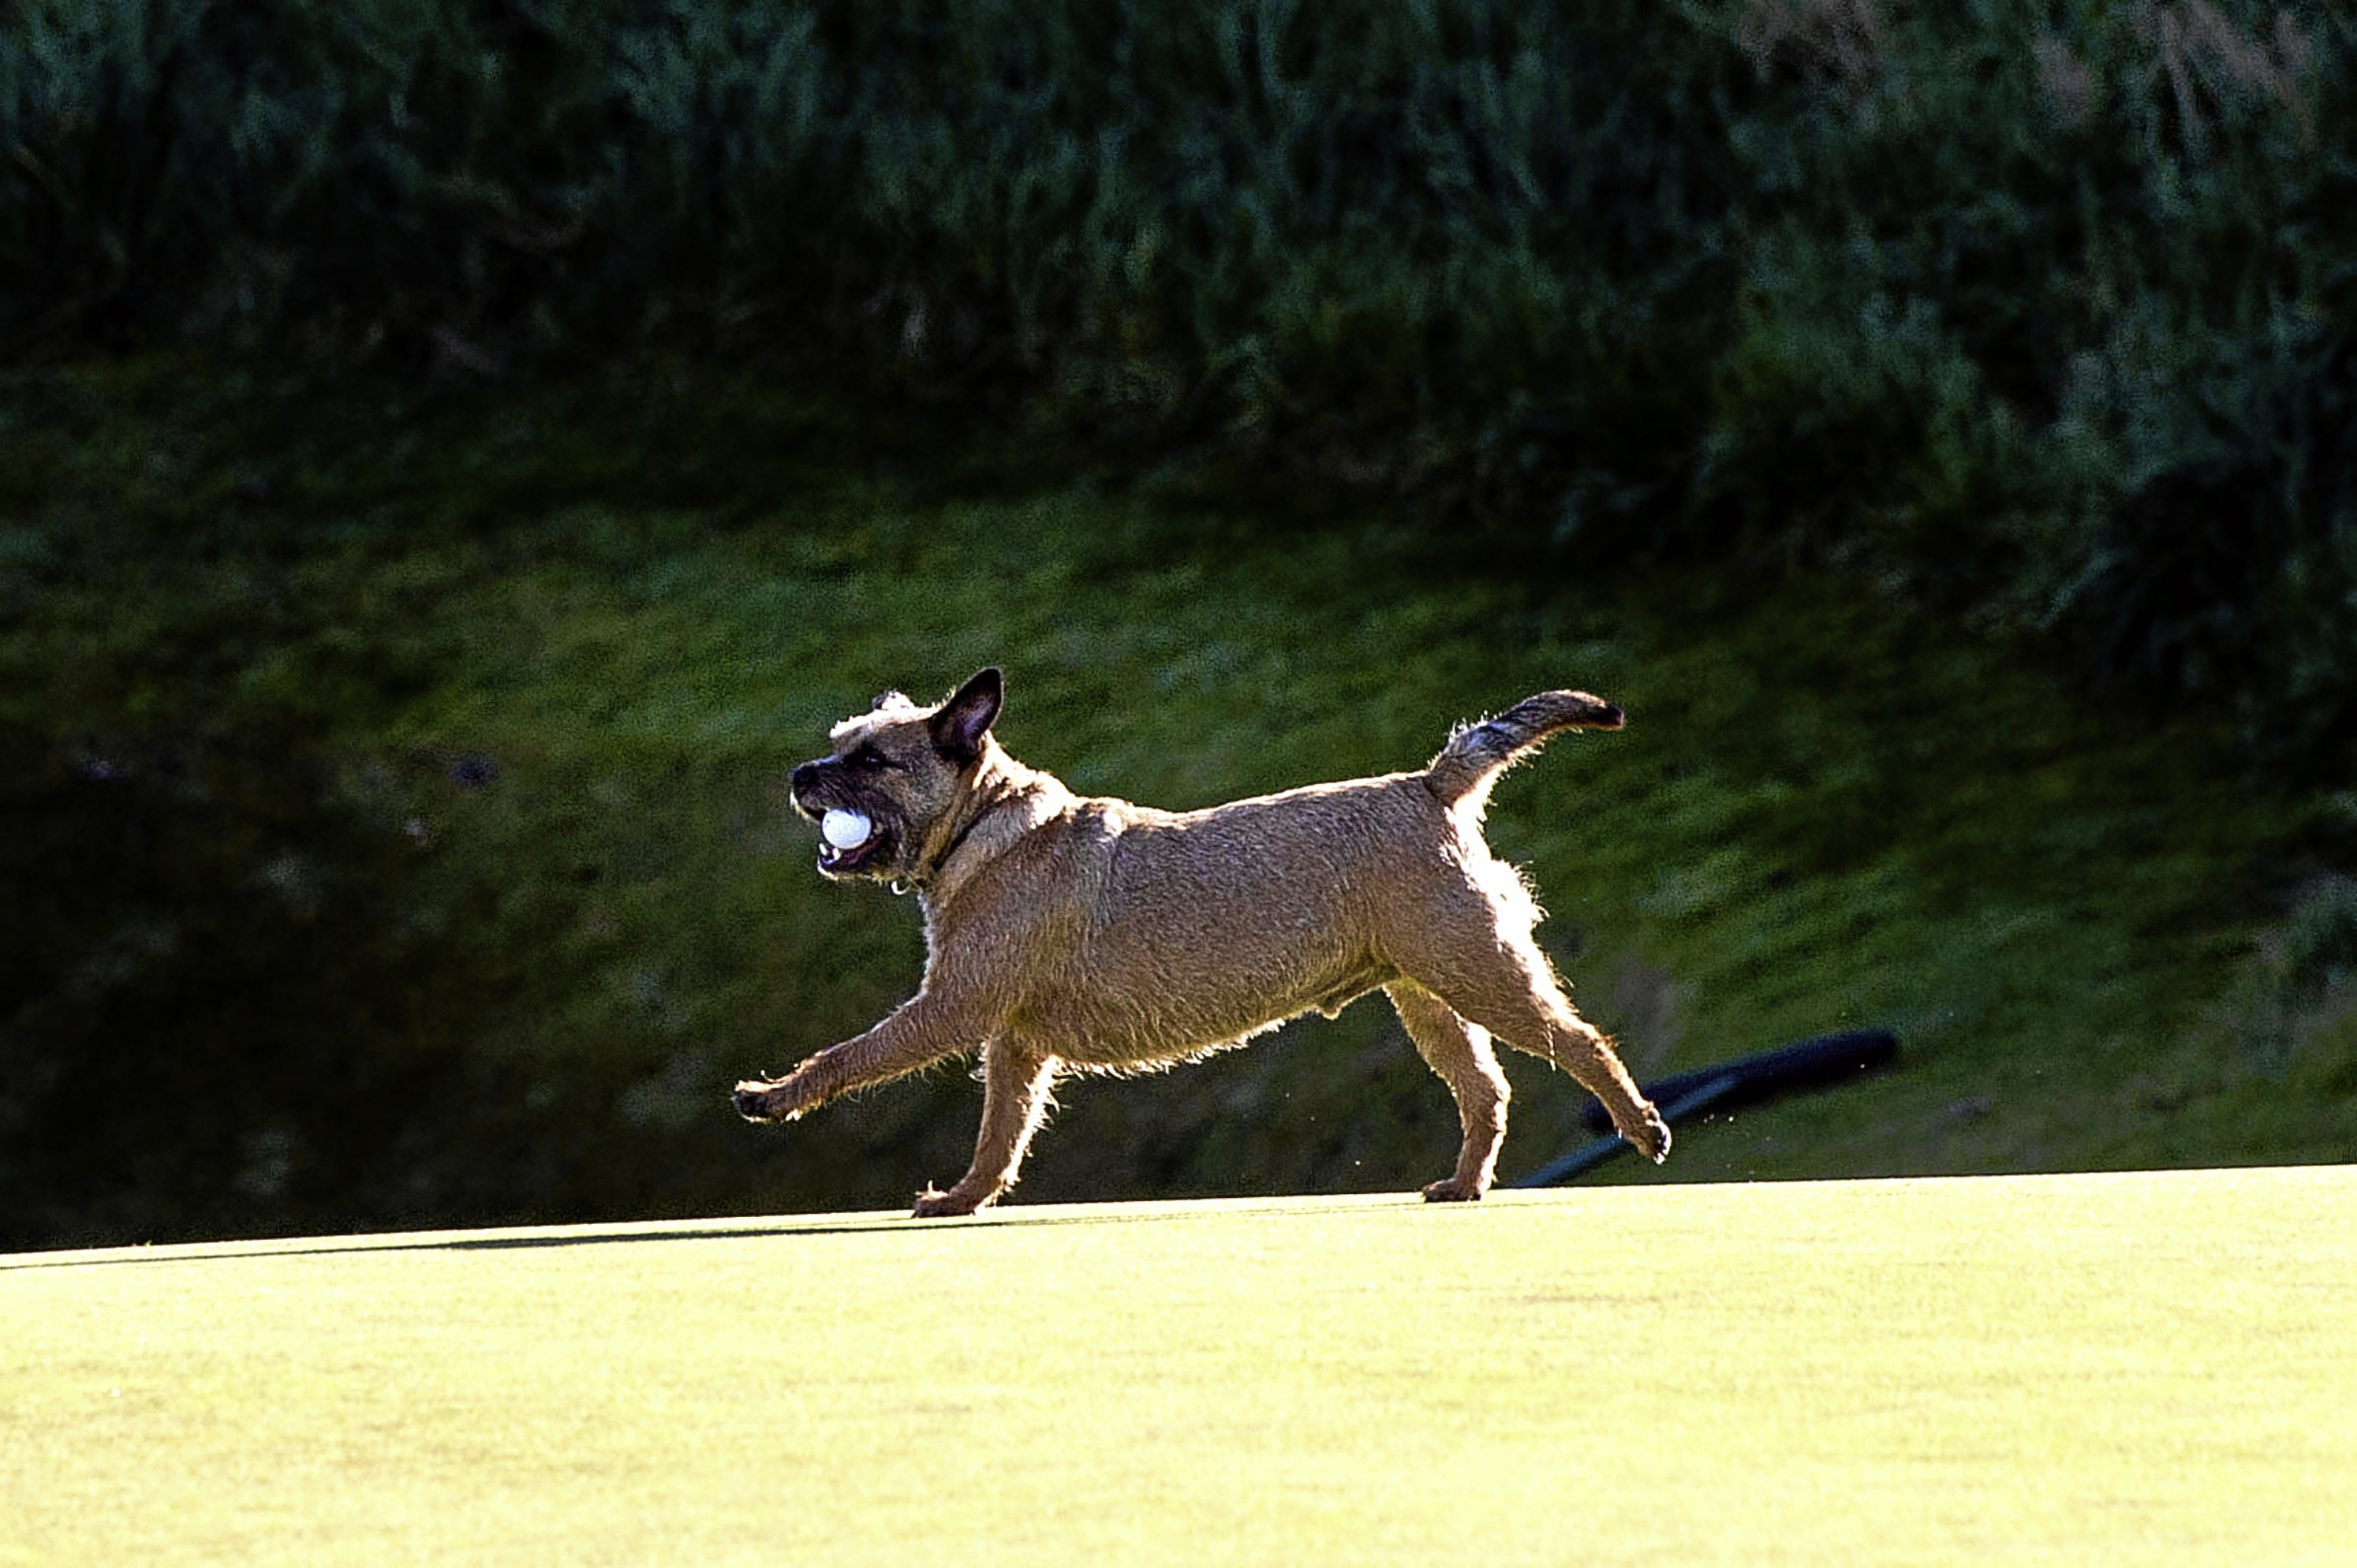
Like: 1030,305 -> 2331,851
912,1036 -> 1060,1219
732,991 -> 987,1124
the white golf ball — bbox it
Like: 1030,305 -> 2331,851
820,808 -> 872,850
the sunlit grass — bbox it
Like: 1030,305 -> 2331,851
5,1169 -> 2351,1563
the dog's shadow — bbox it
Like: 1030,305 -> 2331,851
2,1196 -> 1408,1271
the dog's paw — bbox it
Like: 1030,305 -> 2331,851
1623,1106 -> 1672,1164
910,1185 -> 984,1219
731,1078 -> 806,1124
1421,1177 -> 1486,1203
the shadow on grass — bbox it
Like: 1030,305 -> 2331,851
0,1193 -> 1418,1271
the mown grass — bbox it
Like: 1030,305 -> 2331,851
5,1168 -> 2353,1564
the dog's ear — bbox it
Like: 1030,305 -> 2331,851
931,667 -> 1003,764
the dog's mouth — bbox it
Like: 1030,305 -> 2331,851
816,828 -> 894,879
798,799 -> 897,879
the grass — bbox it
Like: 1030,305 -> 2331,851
8,362 -> 2355,1249
5,1166 -> 2353,1564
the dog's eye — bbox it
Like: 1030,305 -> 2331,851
846,745 -> 891,771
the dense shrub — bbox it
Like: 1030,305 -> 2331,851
4,0 -> 2352,764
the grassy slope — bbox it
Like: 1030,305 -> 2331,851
5,1167 -> 2354,1565
5,364 -> 2351,1243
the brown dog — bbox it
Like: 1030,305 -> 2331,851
733,669 -> 1669,1215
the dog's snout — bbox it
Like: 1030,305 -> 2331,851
788,760 -> 824,800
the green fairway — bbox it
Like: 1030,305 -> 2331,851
6,1167 -> 2353,1565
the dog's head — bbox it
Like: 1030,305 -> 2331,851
787,667 -> 1003,883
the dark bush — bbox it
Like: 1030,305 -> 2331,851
4,0 -> 2351,764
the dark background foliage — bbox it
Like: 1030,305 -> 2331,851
7,1 -> 2353,767
5,1 -> 2354,1246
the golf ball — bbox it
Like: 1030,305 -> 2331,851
820,808 -> 873,850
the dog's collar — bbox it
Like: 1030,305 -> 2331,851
898,804 -> 991,896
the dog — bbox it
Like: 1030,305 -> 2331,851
733,668 -> 1670,1215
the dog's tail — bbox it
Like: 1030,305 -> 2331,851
1422,690 -> 1623,808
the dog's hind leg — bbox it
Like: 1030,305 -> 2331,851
1394,898 -> 1669,1164
1387,982 -> 1511,1201
912,1036 -> 1061,1218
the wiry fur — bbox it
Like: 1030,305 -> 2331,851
1424,689 -> 1625,813
734,668 -> 1668,1216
